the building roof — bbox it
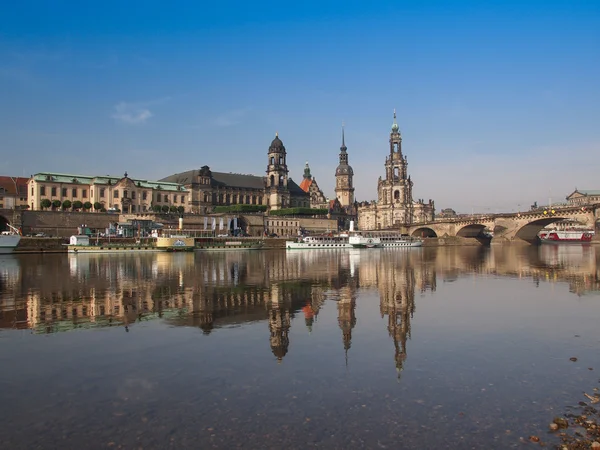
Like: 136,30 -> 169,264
299,178 -> 312,192
159,169 -> 266,190
0,176 -> 28,196
566,189 -> 600,199
31,172 -> 187,192
288,179 -> 308,197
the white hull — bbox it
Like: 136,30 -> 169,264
286,241 -> 353,249
0,235 -> 21,254
68,246 -> 162,254
380,240 -> 423,248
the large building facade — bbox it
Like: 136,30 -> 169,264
27,172 -> 188,213
161,134 -> 325,214
358,112 -> 435,230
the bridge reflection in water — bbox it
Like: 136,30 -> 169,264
2,248 -> 600,449
1,245 -> 599,354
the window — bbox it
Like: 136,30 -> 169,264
131,192 -> 136,200
181,196 -> 186,204
142,191 -> 147,200
62,188 -> 67,196
100,188 -> 105,198
164,195 -> 169,202
72,188 -> 77,197
40,186 -> 46,196
174,195 -> 178,203
31,187 -> 33,196
123,190 -> 128,198
51,187 -> 57,196
114,190 -> 119,198
156,193 -> 161,202
82,190 -> 87,198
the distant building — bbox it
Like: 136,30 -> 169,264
0,176 -> 28,209
437,208 -> 457,219
566,189 -> 600,207
160,134 -> 321,213
358,111 -> 435,230
27,172 -> 188,212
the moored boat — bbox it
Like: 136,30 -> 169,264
195,237 -> 264,251
539,229 -> 594,244
67,234 -> 161,253
0,224 -> 22,254
286,235 -> 352,250
349,232 -> 422,248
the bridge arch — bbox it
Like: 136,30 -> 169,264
411,227 -> 437,238
514,216 -> 574,243
456,224 -> 488,238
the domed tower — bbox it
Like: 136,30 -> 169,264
265,133 -> 290,211
335,124 -> 355,208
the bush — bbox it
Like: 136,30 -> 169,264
161,205 -> 169,213
83,202 -> 92,210
169,206 -> 177,213
72,200 -> 83,210
62,200 -> 72,210
177,206 -> 185,214
213,204 -> 267,213
93,202 -> 102,211
41,199 -> 52,209
52,200 -> 61,209
152,205 -> 162,213
269,207 -> 328,216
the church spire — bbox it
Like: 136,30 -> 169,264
341,122 -> 346,151
303,161 -> 312,180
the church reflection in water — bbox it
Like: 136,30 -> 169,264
1,244 -> 600,371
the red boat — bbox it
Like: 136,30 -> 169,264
539,228 -> 594,244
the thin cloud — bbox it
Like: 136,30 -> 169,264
112,102 -> 153,124
213,108 -> 250,127
110,97 -> 171,125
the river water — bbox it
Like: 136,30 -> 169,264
0,245 -> 599,449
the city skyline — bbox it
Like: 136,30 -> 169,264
1,1 -> 599,214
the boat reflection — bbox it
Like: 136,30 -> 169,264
1,246 -> 599,371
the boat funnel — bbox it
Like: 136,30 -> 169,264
349,220 -> 355,232
178,217 -> 183,230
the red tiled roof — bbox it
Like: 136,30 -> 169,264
299,178 -> 312,192
0,176 -> 29,195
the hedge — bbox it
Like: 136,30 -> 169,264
269,208 -> 328,216
213,205 -> 268,213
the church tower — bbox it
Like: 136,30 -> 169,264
335,124 -> 355,208
379,110 -> 414,222
265,133 -> 290,211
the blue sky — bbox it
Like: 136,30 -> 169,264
1,0 -> 598,213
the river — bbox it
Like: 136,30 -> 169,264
0,245 -> 599,449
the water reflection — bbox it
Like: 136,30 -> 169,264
2,247 -> 600,448
0,246 -> 597,348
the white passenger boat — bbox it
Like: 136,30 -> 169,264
285,235 -> 352,249
349,233 -> 422,248
0,224 -> 22,254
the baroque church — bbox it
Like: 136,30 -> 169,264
357,112 -> 435,230
160,131 -> 356,219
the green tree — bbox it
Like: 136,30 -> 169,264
62,200 -> 72,210
161,205 -> 170,213
93,202 -> 102,211
153,205 -> 162,213
72,200 -> 83,210
41,199 -> 52,209
177,206 -> 185,214
169,205 -> 177,213
83,202 -> 92,210
52,200 -> 61,209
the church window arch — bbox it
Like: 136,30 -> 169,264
394,190 -> 400,201
270,156 -> 275,165
270,175 -> 275,186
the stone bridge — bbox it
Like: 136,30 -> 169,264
404,204 -> 600,244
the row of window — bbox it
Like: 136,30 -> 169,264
267,221 -> 299,227
36,186 -> 186,203
204,193 -> 263,205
